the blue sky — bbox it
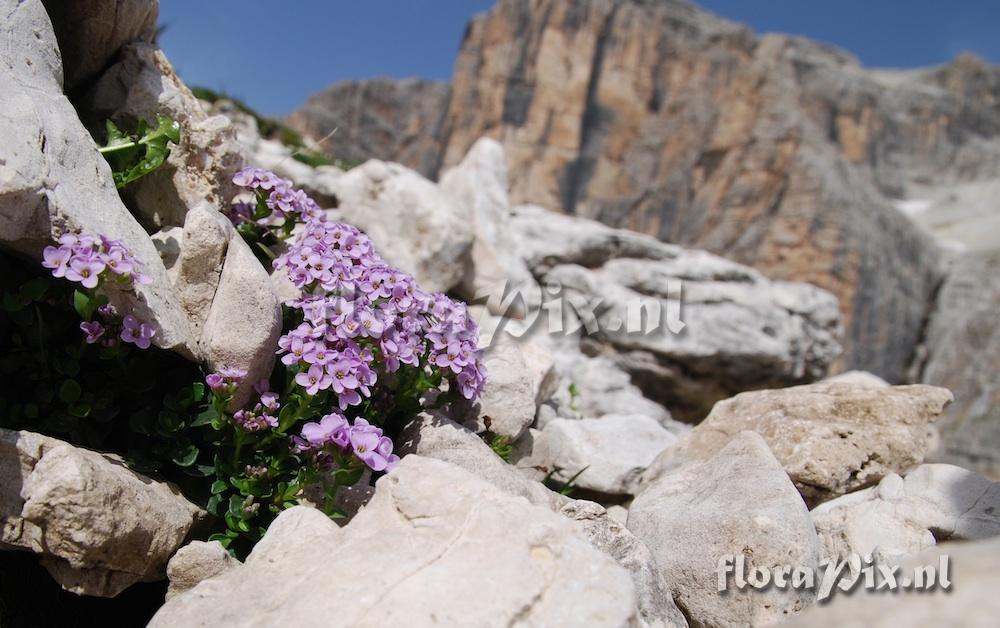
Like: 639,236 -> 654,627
159,1 -> 1000,117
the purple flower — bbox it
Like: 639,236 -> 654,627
120,314 -> 155,349
295,364 -> 331,396
349,425 -> 395,472
66,257 -> 105,289
205,373 -> 225,392
42,245 -> 72,277
300,412 -> 350,448
79,321 -> 105,344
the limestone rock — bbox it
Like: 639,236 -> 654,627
510,205 -> 843,421
628,432 -> 820,627
166,541 -> 239,601
0,428 -> 204,597
200,225 -> 282,409
538,415 -> 678,495
561,500 -> 687,628
399,412 -> 566,511
812,463 -> 1000,562
457,333 -> 538,441
918,250 -> 1000,480
174,204 -> 230,333
440,137 -> 539,317
41,0 -> 158,90
150,457 -> 640,627
822,370 -> 890,387
323,160 -> 473,293
81,42 -> 244,228
0,0 -> 196,356
642,382 -> 954,505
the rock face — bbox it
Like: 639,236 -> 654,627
0,0 -> 197,356
150,457 -> 640,627
918,250 -> 1000,479
322,160 -> 474,293
80,41 -> 245,228
457,333 -> 538,440
536,415 -> 678,495
628,432 -> 820,627
642,382 -> 954,505
399,412 -> 566,511
0,429 -> 204,597
40,0 -> 158,90
812,464 -> 1000,562
289,0 -> 975,382
561,501 -> 687,628
510,205 -> 842,421
440,137 -> 539,317
165,540 -> 239,601
783,536 -> 1000,628
287,78 -> 451,177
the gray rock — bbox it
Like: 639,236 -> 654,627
454,332 -> 539,441
322,159 -> 474,293
918,250 -> 1000,480
812,463 -> 1000,562
509,205 -> 843,422
0,0 -> 197,357
783,536 -> 1000,627
166,540 -> 239,601
287,78 -> 451,178
441,137 -> 540,318
642,382 -> 954,505
822,370 -> 890,387
398,412 -> 566,511
81,42 -> 245,228
628,432 -> 820,627
174,204 -> 230,334
40,0 -> 158,90
0,429 -> 204,597
561,500 -> 687,628
537,415 -> 678,496
150,457 -> 640,627
200,223 -> 282,409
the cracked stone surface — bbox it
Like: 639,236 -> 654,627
0,429 -> 205,597
150,456 -> 640,627
640,382 -> 954,506
811,463 -> 1000,562
629,432 -> 820,628
508,204 -> 843,422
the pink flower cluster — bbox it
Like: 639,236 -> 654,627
79,305 -> 156,349
233,380 -> 281,432
228,167 -> 324,228
296,413 -> 399,472
42,234 -> 156,349
42,233 -> 151,288
274,216 -> 487,409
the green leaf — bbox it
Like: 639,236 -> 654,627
98,115 -> 180,188
206,494 -> 223,516
171,444 -> 199,467
73,290 -> 92,320
58,379 -> 82,404
211,480 -> 228,495
191,406 -> 218,427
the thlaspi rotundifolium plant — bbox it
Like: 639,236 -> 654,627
1,163 -> 488,558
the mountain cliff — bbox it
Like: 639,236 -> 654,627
289,0 -> 1000,382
